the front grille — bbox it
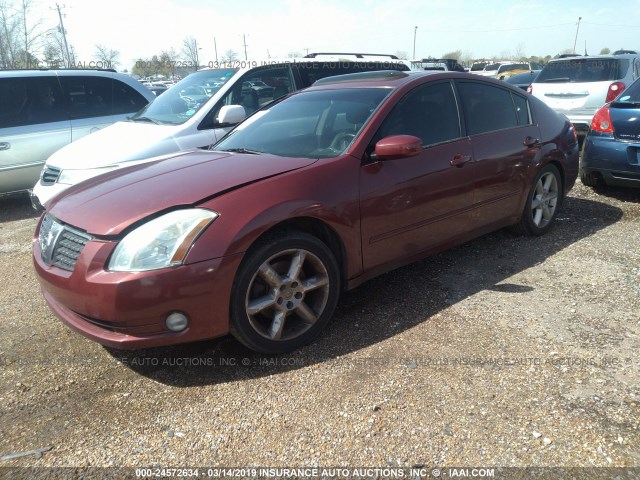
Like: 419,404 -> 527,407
40,166 -> 61,185
39,214 -> 92,271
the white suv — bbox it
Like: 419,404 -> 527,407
530,53 -> 640,137
32,54 -> 409,208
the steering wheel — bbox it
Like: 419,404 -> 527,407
329,132 -> 356,152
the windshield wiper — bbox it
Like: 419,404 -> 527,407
130,116 -> 160,124
219,148 -> 264,154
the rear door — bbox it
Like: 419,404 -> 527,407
455,80 -> 540,226
59,75 -> 114,141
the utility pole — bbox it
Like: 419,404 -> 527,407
413,26 -> 418,60
214,37 -> 218,63
572,17 -> 582,54
242,34 -> 248,60
54,3 -> 72,67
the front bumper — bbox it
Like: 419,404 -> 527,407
33,233 -> 243,349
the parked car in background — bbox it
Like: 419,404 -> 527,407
530,53 -> 640,138
581,76 -> 640,188
504,70 -> 541,90
148,85 -> 168,96
421,62 -> 448,71
495,62 -> 542,80
31,54 -> 410,208
33,70 -> 579,354
0,69 -> 154,197
470,61 -> 492,73
473,62 -> 504,76
411,58 -> 465,72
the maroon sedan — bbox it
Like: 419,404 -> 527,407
33,71 -> 579,354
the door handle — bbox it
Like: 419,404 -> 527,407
450,153 -> 471,167
523,136 -> 541,148
0,142 -> 10,151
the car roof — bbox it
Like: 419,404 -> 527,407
196,56 -> 411,75
306,70 -> 493,91
547,53 -> 639,63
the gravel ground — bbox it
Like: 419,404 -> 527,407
0,183 -> 639,475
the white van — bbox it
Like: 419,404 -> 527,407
0,69 -> 154,197
31,55 -> 410,208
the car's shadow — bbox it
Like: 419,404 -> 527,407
590,184 -> 640,204
105,196 -> 623,386
0,193 -> 40,222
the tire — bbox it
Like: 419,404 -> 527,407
512,164 -> 563,236
229,231 -> 341,354
580,168 -> 600,187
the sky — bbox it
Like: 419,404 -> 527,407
37,0 -> 640,70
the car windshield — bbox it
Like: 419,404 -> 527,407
484,64 -> 500,71
536,58 -> 630,83
214,88 -> 392,159
130,68 -> 238,125
470,63 -> 488,71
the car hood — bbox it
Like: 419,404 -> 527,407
47,149 -> 317,236
46,120 -> 204,169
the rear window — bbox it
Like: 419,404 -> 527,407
615,78 -> 640,103
536,58 -> 630,83
498,63 -> 529,73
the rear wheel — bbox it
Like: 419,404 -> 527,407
580,168 -> 601,187
229,232 -> 340,354
512,164 -> 562,236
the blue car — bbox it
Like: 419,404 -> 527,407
581,77 -> 640,188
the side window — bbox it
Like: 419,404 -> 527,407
634,58 -> 640,80
375,81 -> 461,146
205,67 -> 293,128
511,93 -> 531,126
3,77 -> 67,127
59,76 -> 113,119
0,78 -> 29,127
113,80 -> 149,115
456,81 -> 518,135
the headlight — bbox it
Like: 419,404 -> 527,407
109,209 -> 218,272
57,166 -> 118,185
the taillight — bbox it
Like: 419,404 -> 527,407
590,106 -> 614,133
605,81 -> 625,103
527,85 -> 533,94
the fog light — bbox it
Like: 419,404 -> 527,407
165,312 -> 189,332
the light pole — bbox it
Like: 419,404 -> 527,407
242,33 -> 248,61
413,26 -> 418,60
572,17 -> 582,54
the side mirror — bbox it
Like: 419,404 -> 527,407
215,105 -> 246,126
373,135 -> 422,160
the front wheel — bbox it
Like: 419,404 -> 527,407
229,232 -> 341,354
512,164 -> 563,236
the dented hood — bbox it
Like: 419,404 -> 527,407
47,149 -> 317,236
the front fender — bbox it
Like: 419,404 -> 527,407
184,156 -> 363,279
